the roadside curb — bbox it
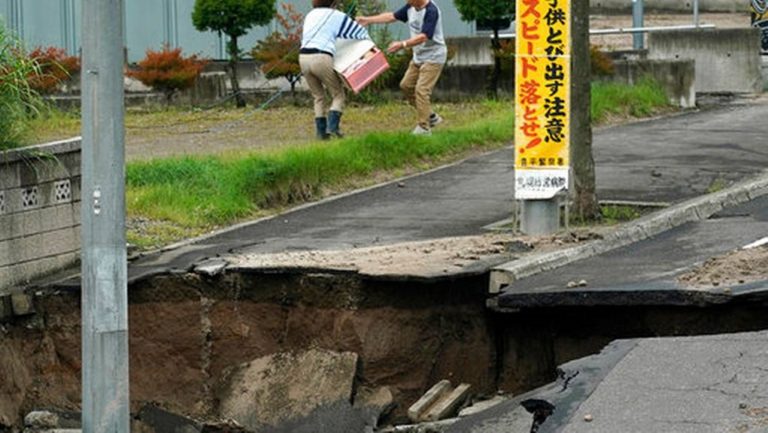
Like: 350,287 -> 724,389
488,170 -> 768,294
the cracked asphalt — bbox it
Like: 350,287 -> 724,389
447,97 -> 768,432
122,96 -> 768,284
449,332 -> 768,433
562,333 -> 768,433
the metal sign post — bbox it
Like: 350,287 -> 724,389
632,0 -> 644,49
81,0 -> 130,432
693,0 -> 700,27
515,0 -> 572,235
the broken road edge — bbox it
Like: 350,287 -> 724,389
488,169 -> 768,299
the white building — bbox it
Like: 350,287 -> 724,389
0,0 -> 480,63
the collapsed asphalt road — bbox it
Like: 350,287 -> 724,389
120,96 -> 768,285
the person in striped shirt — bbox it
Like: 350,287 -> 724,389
357,0 -> 447,135
300,0 -> 370,139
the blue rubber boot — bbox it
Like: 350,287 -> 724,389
315,117 -> 330,140
327,110 -> 344,138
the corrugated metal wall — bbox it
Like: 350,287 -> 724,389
0,0 -> 475,62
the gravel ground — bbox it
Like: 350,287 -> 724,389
226,230 -> 605,278
122,101 -> 498,161
678,245 -> 768,288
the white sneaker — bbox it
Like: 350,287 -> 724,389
429,113 -> 443,128
411,124 -> 432,136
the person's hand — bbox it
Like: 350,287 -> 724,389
357,16 -> 371,26
387,40 -> 406,53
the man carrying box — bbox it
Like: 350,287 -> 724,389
357,0 -> 447,136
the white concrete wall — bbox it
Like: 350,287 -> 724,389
0,138 -> 81,292
648,28 -> 763,93
591,0 -> 744,13
0,0 -> 475,63
612,59 -> 697,108
446,37 -> 495,67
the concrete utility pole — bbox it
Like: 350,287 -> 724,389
81,0 -> 130,432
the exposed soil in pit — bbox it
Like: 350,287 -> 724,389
3,238 -> 767,431
0,271 -> 505,431
3,260 -> 768,432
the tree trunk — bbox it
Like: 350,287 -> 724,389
489,27 -> 501,99
570,1 -> 599,221
227,36 -> 246,108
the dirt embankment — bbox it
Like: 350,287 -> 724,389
0,229 -> 607,430
0,272 -> 500,430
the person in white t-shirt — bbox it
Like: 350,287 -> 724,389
357,0 -> 447,135
300,0 -> 370,139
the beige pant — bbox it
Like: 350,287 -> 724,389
299,53 -> 345,118
400,61 -> 444,129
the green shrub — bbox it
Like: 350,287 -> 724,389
27,46 -> 80,95
590,45 -> 615,77
126,45 -> 208,103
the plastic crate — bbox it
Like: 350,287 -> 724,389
339,48 -> 390,94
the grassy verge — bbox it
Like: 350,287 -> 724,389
126,102 -> 514,247
24,79 -> 672,249
127,81 -> 671,249
591,77 -> 671,123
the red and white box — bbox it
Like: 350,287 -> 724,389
334,39 -> 390,94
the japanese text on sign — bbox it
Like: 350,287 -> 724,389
515,0 -> 571,199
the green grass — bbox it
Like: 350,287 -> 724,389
126,105 -> 513,230
706,176 -> 729,193
125,81 -> 672,248
591,77 -> 671,123
0,22 -> 44,150
599,204 -> 644,224
12,80 -> 662,248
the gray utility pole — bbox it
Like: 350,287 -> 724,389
632,0 -> 644,49
81,0 -> 129,433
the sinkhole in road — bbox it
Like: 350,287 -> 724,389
2,270 -> 768,431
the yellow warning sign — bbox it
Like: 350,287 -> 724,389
515,0 -> 571,199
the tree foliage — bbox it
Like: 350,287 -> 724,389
251,3 -> 302,95
192,0 -> 276,39
590,45 -> 615,77
126,46 -> 208,102
453,0 -> 515,23
27,46 -> 80,95
192,0 -> 276,107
